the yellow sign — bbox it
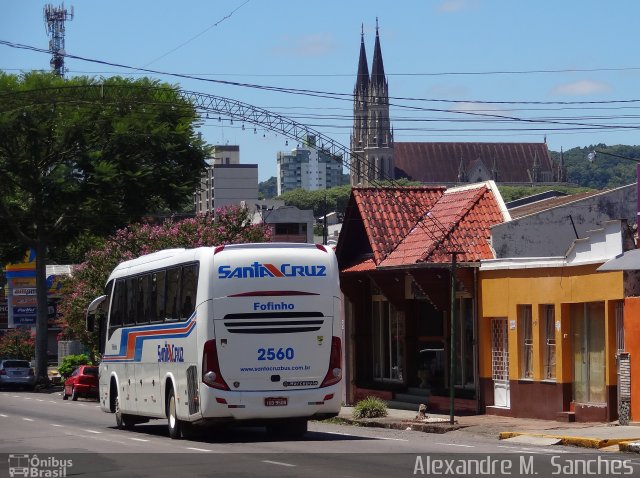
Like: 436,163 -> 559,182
9,278 -> 36,288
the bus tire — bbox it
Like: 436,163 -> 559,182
167,389 -> 182,439
115,394 -> 134,430
266,418 -> 308,439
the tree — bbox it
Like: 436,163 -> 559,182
57,206 -> 271,354
550,144 -> 638,189
277,185 -> 353,217
0,329 -> 35,361
0,72 -> 208,383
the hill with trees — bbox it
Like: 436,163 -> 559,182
258,176 -> 277,199
550,144 -> 639,189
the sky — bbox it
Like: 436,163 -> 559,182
3,0 -> 640,181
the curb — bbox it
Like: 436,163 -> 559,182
499,431 -> 639,449
618,441 -> 640,453
338,417 -> 466,434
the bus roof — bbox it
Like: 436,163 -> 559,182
107,243 -> 334,282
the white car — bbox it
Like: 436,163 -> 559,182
0,359 -> 36,390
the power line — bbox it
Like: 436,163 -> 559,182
142,0 -> 250,67
4,40 -> 640,107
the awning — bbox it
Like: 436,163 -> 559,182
597,249 -> 640,271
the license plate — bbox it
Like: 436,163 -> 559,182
265,397 -> 287,407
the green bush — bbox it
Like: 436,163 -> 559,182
58,354 -> 92,378
352,396 -> 388,419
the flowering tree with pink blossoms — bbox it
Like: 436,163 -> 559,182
57,206 -> 271,352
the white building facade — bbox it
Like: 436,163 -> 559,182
276,135 -> 344,196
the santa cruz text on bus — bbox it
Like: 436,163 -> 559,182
217,262 -> 327,279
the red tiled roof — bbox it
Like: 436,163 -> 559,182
427,186 -> 504,263
378,184 -> 506,267
395,142 -> 554,183
341,257 -> 376,273
352,186 -> 444,264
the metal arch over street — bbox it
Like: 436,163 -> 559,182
180,89 -> 346,161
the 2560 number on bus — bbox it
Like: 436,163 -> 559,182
257,347 -> 295,361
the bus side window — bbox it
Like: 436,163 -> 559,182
181,264 -> 199,319
124,277 -> 137,326
109,279 -> 125,339
166,267 -> 181,322
152,270 -> 166,323
137,274 -> 151,325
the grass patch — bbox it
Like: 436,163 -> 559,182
352,396 -> 388,419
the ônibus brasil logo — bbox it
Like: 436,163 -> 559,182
218,262 -> 327,279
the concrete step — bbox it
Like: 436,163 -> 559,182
386,400 -> 422,412
407,387 -> 432,395
557,411 -> 576,422
394,392 -> 430,405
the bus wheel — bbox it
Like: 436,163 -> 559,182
115,395 -> 134,430
266,418 -> 308,439
167,389 -> 182,439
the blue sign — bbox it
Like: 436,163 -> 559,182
12,316 -> 36,325
13,307 -> 37,315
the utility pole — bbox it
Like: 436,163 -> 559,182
323,192 -> 328,245
449,252 -> 457,425
43,3 -> 74,77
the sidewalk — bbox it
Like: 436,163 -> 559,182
338,406 -> 640,453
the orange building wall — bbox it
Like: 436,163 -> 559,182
624,297 -> 640,421
478,263 -> 624,420
479,264 -> 623,383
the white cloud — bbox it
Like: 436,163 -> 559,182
453,102 -> 505,114
438,0 -> 472,13
269,33 -> 334,57
551,79 -> 612,96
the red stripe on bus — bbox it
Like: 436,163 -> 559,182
264,264 -> 284,277
227,290 -> 319,297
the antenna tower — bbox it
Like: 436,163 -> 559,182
43,3 -> 74,77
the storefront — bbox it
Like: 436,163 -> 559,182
336,181 -> 508,412
478,221 -> 636,421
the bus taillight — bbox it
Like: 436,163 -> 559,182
320,336 -> 342,388
202,340 -> 230,391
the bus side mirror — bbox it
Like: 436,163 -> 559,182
86,295 -> 107,332
87,315 -> 96,333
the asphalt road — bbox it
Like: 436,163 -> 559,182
1,390 -> 639,478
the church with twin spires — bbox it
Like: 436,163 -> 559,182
350,22 -> 565,187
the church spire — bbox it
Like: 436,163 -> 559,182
350,20 -> 394,186
355,24 -> 369,93
371,17 -> 386,86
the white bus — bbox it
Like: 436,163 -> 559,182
87,243 -> 343,439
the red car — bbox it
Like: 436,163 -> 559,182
63,365 -> 99,401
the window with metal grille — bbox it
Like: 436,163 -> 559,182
519,305 -> 533,379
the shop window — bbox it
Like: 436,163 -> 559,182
371,297 -> 404,383
541,305 -> 556,380
518,305 -> 533,379
456,297 -> 475,389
